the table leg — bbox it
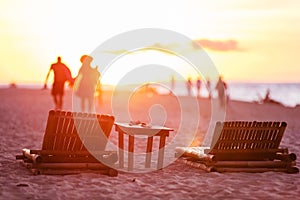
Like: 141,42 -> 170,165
118,131 -> 124,168
157,135 -> 167,169
145,136 -> 153,168
128,135 -> 134,171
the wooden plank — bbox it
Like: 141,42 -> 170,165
210,121 -> 287,155
100,115 -> 113,139
60,112 -> 70,150
128,135 -> 134,171
41,111 -> 115,154
177,121 -> 299,173
118,131 -> 124,168
42,110 -> 57,150
213,167 -> 299,173
180,159 -> 299,173
96,115 -> 114,151
64,112 -> 75,151
275,152 -> 297,161
205,160 -> 296,168
30,149 -> 116,156
157,135 -> 167,169
31,168 -> 118,176
33,152 -> 118,165
145,136 -> 153,168
82,118 -> 99,151
206,148 -> 288,161
69,112 -> 79,151
54,111 -> 66,150
181,159 -> 214,172
72,112 -> 86,151
33,162 -> 109,169
17,110 -> 118,176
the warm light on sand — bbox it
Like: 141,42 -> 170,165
2,87 -> 300,199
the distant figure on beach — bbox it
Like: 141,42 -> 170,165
196,77 -> 201,97
215,76 -> 228,108
206,78 -> 212,99
95,80 -> 103,106
264,89 -> 271,102
186,77 -> 192,96
44,56 -> 73,110
9,82 -> 17,89
261,88 -> 281,105
169,75 -> 175,95
74,55 -> 100,113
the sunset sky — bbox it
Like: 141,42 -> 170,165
0,0 -> 299,85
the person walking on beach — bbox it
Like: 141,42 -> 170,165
169,75 -> 175,95
186,77 -> 192,96
196,77 -> 201,97
206,77 -> 212,99
215,76 -> 227,108
74,55 -> 100,113
95,80 -> 103,106
44,56 -> 73,110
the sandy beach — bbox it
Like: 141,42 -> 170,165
0,87 -> 299,200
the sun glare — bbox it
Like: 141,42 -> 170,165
99,49 -> 202,86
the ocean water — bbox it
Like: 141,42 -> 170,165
226,83 -> 300,107
155,82 -> 300,108
1,82 -> 300,107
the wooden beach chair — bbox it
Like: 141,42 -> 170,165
176,121 -> 299,173
16,110 -> 118,176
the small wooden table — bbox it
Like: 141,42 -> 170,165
114,122 -> 173,171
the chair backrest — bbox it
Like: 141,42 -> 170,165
208,121 -> 287,160
42,110 -> 115,152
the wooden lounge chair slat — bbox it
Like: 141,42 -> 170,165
210,121 -> 287,154
176,120 -> 298,173
16,110 -> 118,176
64,112 -> 75,151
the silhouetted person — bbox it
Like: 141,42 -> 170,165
75,55 -> 100,113
44,56 -> 73,110
95,80 -> 103,106
196,77 -> 201,97
264,89 -> 271,102
169,75 -> 175,95
206,78 -> 212,99
215,76 -> 227,108
262,88 -> 281,105
186,77 -> 192,96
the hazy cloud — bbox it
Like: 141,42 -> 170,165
102,49 -> 130,54
193,39 -> 241,52
102,43 -> 179,55
102,39 -> 241,55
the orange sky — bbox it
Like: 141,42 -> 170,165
0,0 -> 299,85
